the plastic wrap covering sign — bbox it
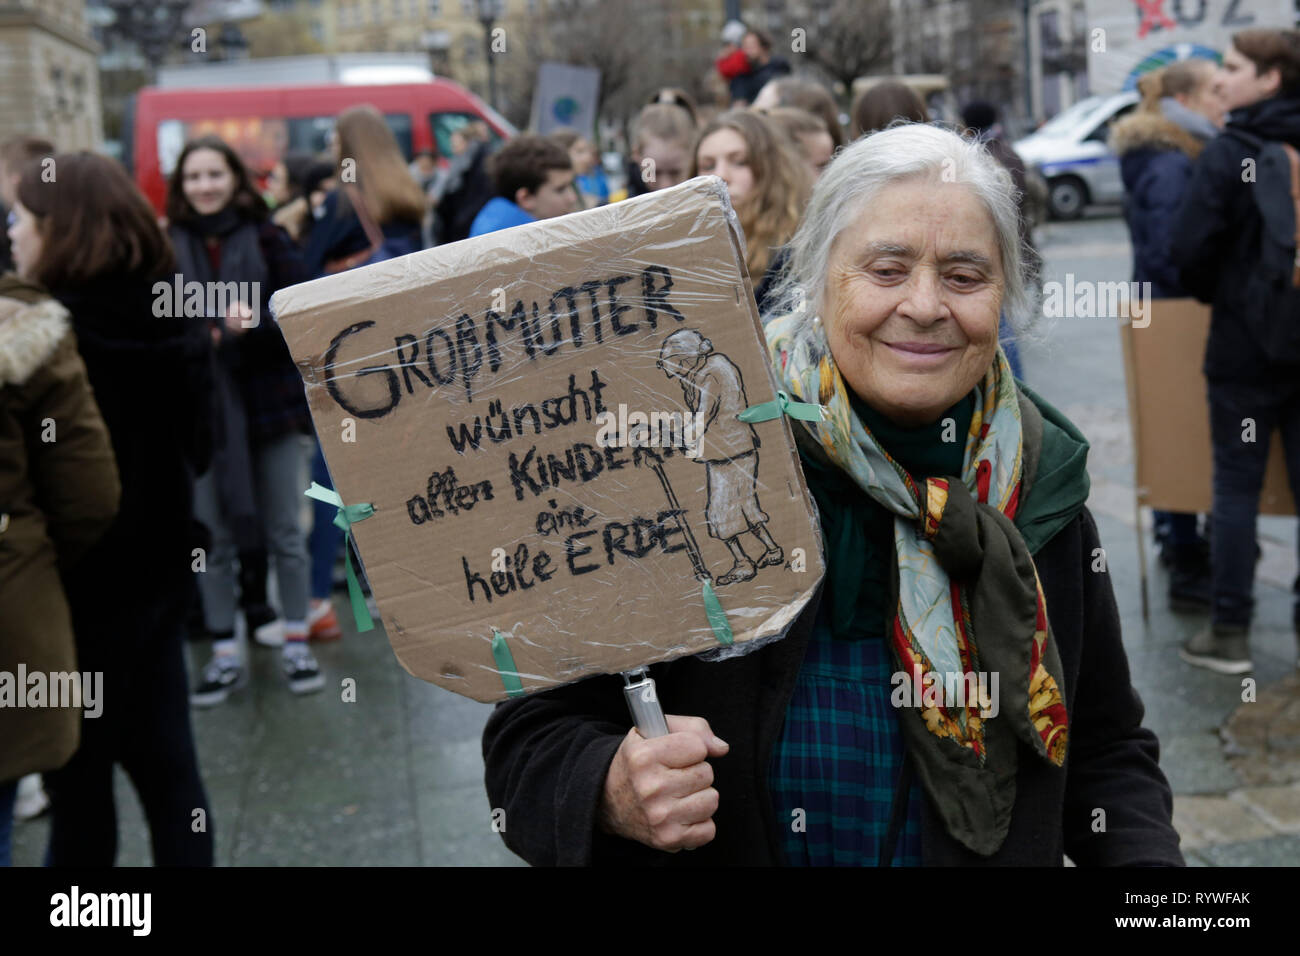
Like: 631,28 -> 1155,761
270,177 -> 825,702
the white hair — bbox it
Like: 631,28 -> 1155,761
766,122 -> 1035,340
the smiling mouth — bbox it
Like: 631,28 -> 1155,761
885,342 -> 955,355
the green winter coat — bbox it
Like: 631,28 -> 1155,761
0,276 -> 120,783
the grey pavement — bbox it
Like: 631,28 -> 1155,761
11,212 -> 1298,866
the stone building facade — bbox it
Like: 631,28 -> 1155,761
0,0 -> 102,149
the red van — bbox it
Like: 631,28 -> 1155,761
128,79 -> 515,214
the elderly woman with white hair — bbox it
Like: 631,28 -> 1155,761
482,124 -> 1183,866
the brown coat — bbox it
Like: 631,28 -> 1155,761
0,276 -> 120,783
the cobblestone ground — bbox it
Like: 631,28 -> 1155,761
10,212 -> 1297,866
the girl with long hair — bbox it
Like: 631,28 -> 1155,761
304,105 -> 425,277
691,109 -> 811,314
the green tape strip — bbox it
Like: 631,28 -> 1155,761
491,629 -> 526,698
304,481 -> 375,633
702,580 -> 734,646
737,390 -> 827,424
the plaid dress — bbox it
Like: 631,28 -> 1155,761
768,599 -> 924,867
766,394 -> 974,866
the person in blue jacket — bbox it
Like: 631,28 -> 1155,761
1110,58 -> 1223,613
469,135 -> 577,238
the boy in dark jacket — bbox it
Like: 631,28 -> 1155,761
1170,28 -> 1300,672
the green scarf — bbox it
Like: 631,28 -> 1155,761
766,312 -> 1091,856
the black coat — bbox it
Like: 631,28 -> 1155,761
482,507 -> 1184,866
169,218 -> 314,448
737,57 -> 791,103
1170,94 -> 1300,382
1121,147 -> 1194,298
51,273 -> 212,590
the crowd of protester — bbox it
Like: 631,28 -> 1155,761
3,17 -> 1300,866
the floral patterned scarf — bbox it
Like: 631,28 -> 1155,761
766,311 -> 1071,856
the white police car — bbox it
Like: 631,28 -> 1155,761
1014,92 -> 1140,220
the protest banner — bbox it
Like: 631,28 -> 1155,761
1119,298 -> 1295,516
270,177 -> 826,702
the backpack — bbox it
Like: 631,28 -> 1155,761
1230,127 -> 1300,362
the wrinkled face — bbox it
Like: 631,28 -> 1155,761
517,168 -> 577,220
639,136 -> 690,190
823,178 -> 1004,426
182,147 -> 237,215
1218,45 -> 1280,112
696,128 -> 755,203
6,201 -> 43,280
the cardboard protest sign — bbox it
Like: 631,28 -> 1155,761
270,177 -> 826,702
1119,299 -> 1295,516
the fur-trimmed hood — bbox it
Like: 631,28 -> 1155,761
0,279 -> 72,388
1110,110 -> 1205,159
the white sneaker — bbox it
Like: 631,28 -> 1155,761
14,773 -> 50,821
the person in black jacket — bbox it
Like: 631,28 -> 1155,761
1170,28 -> 1300,674
166,135 -> 323,703
1111,60 -> 1223,612
11,152 -> 215,865
482,125 -> 1182,867
734,29 -> 790,106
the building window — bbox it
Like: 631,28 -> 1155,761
527,0 -> 538,12
463,33 -> 478,59
372,0 -> 383,23
462,0 -> 474,14
1040,10 -> 1061,64
428,0 -> 441,13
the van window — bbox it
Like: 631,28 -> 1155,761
157,112 -> 416,178
429,111 -> 505,159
